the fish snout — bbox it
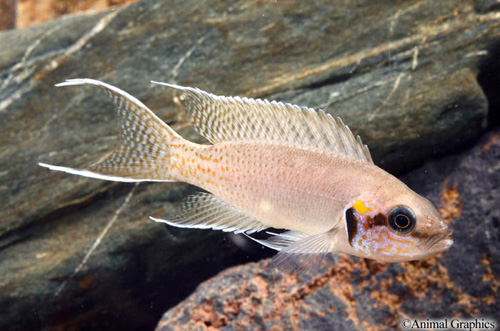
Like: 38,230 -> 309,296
430,225 -> 454,253
442,225 -> 453,238
440,225 -> 453,249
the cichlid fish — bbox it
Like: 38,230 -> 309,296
39,78 -> 453,273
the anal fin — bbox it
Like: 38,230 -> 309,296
151,192 -> 267,234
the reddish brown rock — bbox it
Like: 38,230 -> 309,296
0,0 -> 138,30
17,0 -> 139,28
0,0 -> 15,30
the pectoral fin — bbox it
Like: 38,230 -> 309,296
243,230 -> 308,251
246,226 -> 341,274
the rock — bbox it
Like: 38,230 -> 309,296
0,0 -> 139,30
0,0 -> 15,30
1,0 -> 500,329
157,128 -> 500,330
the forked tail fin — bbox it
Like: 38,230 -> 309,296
39,78 -> 182,182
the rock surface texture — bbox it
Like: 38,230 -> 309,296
0,0 -> 499,329
157,129 -> 500,330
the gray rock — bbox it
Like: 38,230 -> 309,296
157,127 -> 500,330
0,0 -> 499,329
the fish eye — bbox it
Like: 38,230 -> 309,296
388,205 -> 416,235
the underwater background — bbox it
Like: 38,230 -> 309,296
0,0 -> 499,329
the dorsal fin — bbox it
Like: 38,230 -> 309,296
153,82 -> 373,163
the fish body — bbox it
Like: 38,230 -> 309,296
177,141 -> 390,235
39,79 -> 453,273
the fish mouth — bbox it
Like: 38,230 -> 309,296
424,227 -> 453,253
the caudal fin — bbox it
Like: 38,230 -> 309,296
39,78 -> 182,182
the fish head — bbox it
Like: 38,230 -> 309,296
345,193 -> 453,262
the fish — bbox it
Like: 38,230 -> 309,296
39,78 -> 453,273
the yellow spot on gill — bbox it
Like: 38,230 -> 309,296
353,200 -> 373,215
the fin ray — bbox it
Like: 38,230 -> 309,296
37,163 -> 172,182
